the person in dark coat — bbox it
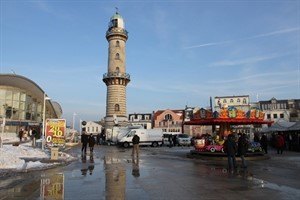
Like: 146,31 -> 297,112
172,134 -> 177,147
276,133 -> 285,154
132,134 -> 140,157
260,133 -> 268,154
18,128 -> 24,142
96,133 -> 101,145
237,133 -> 247,168
224,134 -> 237,172
168,134 -> 173,148
89,134 -> 96,153
254,133 -> 260,143
81,131 -> 89,154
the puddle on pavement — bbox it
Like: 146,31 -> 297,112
0,152 -> 144,200
203,165 -> 300,198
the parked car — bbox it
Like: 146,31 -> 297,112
205,144 -> 224,153
162,133 -> 179,146
247,142 -> 263,152
177,134 -> 192,146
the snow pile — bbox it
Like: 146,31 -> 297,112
0,144 -> 49,170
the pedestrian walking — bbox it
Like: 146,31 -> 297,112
168,134 -> 173,148
96,133 -> 101,145
81,131 -> 89,154
89,134 -> 96,153
237,133 -> 247,168
132,133 -> 140,157
276,133 -> 285,154
31,128 -> 37,147
101,129 -> 106,145
224,134 -> 237,173
260,133 -> 268,154
18,128 -> 24,142
172,134 -> 177,147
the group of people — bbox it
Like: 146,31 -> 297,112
224,132 -> 286,172
81,131 -> 96,154
96,131 -> 106,145
224,133 -> 248,172
81,130 -> 141,158
18,127 -> 38,142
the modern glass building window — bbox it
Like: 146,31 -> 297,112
0,74 -> 62,137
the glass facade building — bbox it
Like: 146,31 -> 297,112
0,74 -> 62,137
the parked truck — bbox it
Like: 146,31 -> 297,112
118,128 -> 163,148
105,125 -> 143,145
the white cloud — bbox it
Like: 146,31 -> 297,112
210,54 -> 286,67
208,71 -> 297,84
184,27 -> 299,49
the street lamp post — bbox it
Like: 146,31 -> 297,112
72,113 -> 77,130
1,117 -> 5,148
42,93 -> 51,150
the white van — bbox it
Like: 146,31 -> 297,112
106,125 -> 143,145
118,129 -> 163,148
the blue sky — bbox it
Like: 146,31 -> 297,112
1,0 -> 299,128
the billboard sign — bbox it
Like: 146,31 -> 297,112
45,119 -> 66,148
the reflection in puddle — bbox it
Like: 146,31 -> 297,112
132,157 -> 140,178
80,153 -> 95,176
104,154 -> 126,200
206,165 -> 300,197
251,177 -> 300,197
40,173 -> 64,200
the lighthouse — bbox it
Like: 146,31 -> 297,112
103,10 -> 130,128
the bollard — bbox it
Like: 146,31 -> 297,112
51,147 -> 59,160
32,137 -> 36,148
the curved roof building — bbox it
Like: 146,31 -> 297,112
0,73 -> 62,136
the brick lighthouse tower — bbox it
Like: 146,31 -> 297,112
103,10 -> 130,128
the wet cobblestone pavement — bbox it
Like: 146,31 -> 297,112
0,145 -> 300,200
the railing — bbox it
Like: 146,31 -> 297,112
103,72 -> 130,80
106,28 -> 128,37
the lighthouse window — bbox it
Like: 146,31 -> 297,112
112,19 -> 118,27
115,104 -> 120,111
116,41 -> 120,47
115,53 -> 120,60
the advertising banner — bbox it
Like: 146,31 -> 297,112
45,119 -> 66,148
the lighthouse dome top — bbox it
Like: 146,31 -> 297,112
111,11 -> 123,20
108,11 -> 125,29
